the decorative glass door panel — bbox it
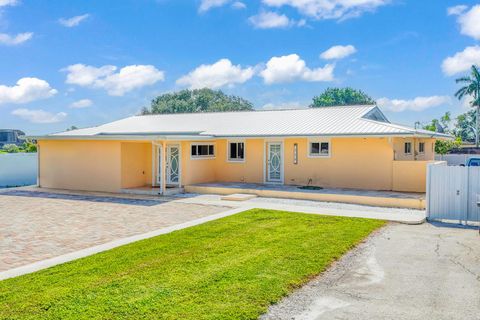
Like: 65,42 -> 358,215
267,143 -> 282,182
167,145 -> 180,185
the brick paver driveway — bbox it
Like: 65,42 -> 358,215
0,189 -> 230,272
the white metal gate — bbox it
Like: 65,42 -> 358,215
427,163 -> 480,223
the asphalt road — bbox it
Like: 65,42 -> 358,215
263,222 -> 480,320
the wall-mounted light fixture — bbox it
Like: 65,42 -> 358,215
293,143 -> 298,164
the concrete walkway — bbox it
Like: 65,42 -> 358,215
186,182 -> 426,209
174,194 -> 426,224
262,222 -> 480,320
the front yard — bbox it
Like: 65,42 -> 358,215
0,209 -> 384,319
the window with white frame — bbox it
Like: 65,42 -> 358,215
309,140 -> 330,157
404,142 -> 412,154
228,141 -> 245,161
419,142 -> 425,154
191,143 -> 215,158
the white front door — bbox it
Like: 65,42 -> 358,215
267,142 -> 283,183
166,145 -> 180,185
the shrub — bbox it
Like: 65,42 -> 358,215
2,144 -> 20,153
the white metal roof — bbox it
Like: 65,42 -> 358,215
40,105 -> 451,140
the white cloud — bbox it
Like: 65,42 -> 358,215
59,14 -> 90,27
261,101 -> 305,110
70,99 -> 92,109
377,96 -> 451,112
11,108 -> 67,123
176,58 -> 255,89
456,5 -> 480,40
63,64 -> 165,96
441,46 -> 480,76
249,11 -> 292,29
0,32 -> 32,45
262,0 -> 389,21
0,0 -> 17,7
232,1 -> 246,9
199,0 -> 230,12
447,5 -> 467,16
0,77 -> 57,105
64,64 -> 116,86
260,54 -> 334,84
320,45 -> 356,60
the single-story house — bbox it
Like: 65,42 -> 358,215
35,105 -> 449,194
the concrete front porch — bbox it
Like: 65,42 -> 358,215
185,182 -> 426,209
120,141 -> 183,196
121,185 -> 184,196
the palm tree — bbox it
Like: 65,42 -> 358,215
455,65 -> 480,147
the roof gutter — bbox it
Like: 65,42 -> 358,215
31,134 -> 216,141
212,132 -> 454,139
31,132 -> 453,141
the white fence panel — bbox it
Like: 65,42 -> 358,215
467,167 -> 480,222
427,163 -> 480,222
0,153 -> 37,187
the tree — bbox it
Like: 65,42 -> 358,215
454,109 -> 477,143
422,112 -> 461,154
434,138 -> 462,155
423,112 -> 451,133
66,126 -> 78,131
454,65 -> 480,147
21,139 -> 37,153
311,87 -> 375,107
142,88 -> 254,114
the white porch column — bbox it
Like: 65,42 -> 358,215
151,142 -> 155,187
161,141 -> 166,195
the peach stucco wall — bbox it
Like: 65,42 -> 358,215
393,137 -> 435,161
214,139 -> 264,183
284,137 -> 394,190
38,140 -> 122,193
392,160 -> 432,192
39,136 -> 432,194
120,142 -> 152,189
180,141 -> 217,186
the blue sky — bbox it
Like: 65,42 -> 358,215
0,0 -> 479,135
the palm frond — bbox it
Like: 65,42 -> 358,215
455,76 -> 472,84
471,65 -> 480,80
455,87 -> 468,99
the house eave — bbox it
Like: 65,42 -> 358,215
31,132 -> 453,141
32,134 -> 216,141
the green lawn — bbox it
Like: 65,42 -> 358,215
0,209 -> 384,319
